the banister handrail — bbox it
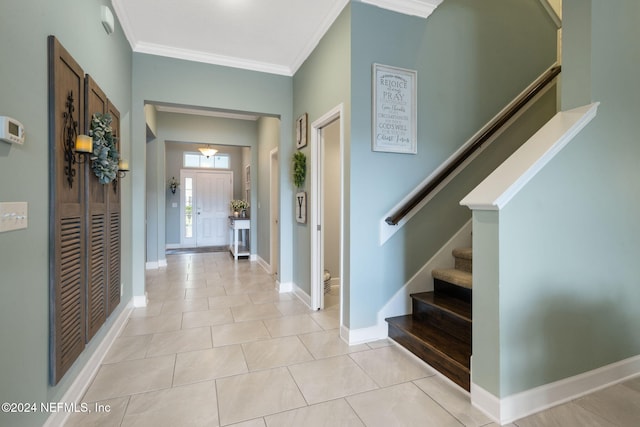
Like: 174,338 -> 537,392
385,65 -> 561,226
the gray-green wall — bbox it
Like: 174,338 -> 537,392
346,0 -> 557,328
0,1 -> 132,426
257,117 -> 281,267
131,54 -> 294,298
472,0 -> 640,398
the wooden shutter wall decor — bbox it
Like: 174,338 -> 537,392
48,36 -> 122,385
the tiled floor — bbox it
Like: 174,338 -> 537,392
66,252 -> 640,426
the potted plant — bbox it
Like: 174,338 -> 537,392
230,199 -> 249,217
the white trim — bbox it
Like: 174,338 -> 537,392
472,354 -> 640,425
145,261 -> 158,270
310,105 -> 344,317
43,300 -> 134,427
257,255 -> 271,274
359,0 -> 444,19
292,283 -> 312,308
341,323 -> 388,345
158,259 -> 167,268
377,220 -> 472,322
165,243 -> 180,249
277,281 -> 294,293
460,103 -> 599,211
381,65 -> 560,244
537,0 -> 562,28
132,294 -> 148,308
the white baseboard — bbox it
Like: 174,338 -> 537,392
340,323 -> 388,345
44,300 -> 133,427
472,354 -> 640,424
132,294 -> 148,308
278,281 -> 293,293
158,259 -> 167,268
165,243 -> 180,249
257,256 -> 271,274
145,261 -> 158,270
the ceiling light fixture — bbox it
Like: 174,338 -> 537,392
199,145 -> 218,158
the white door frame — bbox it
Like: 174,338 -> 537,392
310,104 -> 344,318
270,147 -> 280,279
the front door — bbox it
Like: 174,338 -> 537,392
196,172 -> 232,247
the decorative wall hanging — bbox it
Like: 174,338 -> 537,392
296,112 -> 308,149
296,192 -> 307,224
89,113 -> 119,184
372,63 -> 417,154
292,151 -> 306,188
168,176 -> 179,194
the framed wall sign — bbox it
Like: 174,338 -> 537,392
295,192 -> 307,223
296,113 -> 308,149
372,63 -> 417,154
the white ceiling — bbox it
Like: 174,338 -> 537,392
112,0 -> 443,77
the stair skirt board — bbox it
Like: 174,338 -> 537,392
376,220 -> 472,325
471,354 -> 640,425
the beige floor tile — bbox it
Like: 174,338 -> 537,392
216,367 -> 306,425
160,298 -> 209,314
349,346 -> 435,387
102,334 -> 153,364
263,314 -> 323,337
288,355 -> 378,404
83,355 -> 175,402
309,309 -> 340,330
623,375 -> 640,393
173,345 -> 248,386
145,326 -> 212,357
146,287 -> 186,301
182,307 -> 234,329
514,401 -> 617,427
414,376 -> 491,426
121,381 -> 218,427
298,329 -> 369,359
573,383 -> 640,426
347,382 -> 462,427
64,396 -> 129,427
211,320 -> 271,346
242,336 -> 314,371
227,419 -> 267,427
231,302 -> 283,322
208,294 -> 252,309
273,299 -> 312,316
264,399 -> 364,427
121,313 -> 182,336
366,338 -> 393,349
249,290 -> 293,304
184,285 -> 227,299
129,302 -> 163,318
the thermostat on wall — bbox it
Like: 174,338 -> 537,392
0,116 -> 25,145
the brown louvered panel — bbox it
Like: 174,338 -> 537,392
54,216 -> 85,382
87,214 -> 106,340
107,211 -> 121,315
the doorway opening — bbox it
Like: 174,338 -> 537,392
270,148 -> 280,280
310,105 -> 344,322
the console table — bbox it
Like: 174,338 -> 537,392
228,216 -> 250,260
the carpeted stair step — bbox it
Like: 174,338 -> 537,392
386,315 -> 471,391
431,268 -> 472,289
453,247 -> 472,273
411,291 -> 471,344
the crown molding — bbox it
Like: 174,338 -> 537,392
358,0 -> 444,19
290,0 -> 351,74
134,42 -> 294,76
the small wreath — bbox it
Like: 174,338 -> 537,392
90,113 -> 119,184
292,151 -> 306,188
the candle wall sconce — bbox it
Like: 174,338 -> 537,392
63,92 -> 93,188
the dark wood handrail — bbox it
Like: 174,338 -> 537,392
385,65 -> 561,226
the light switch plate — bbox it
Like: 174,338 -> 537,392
0,202 -> 28,232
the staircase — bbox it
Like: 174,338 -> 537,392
386,247 -> 472,390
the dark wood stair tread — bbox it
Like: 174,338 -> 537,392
385,315 -> 471,369
411,291 -> 471,321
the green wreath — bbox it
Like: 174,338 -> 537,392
292,151 -> 306,188
90,113 -> 119,184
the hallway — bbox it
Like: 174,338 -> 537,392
65,253 -> 640,426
